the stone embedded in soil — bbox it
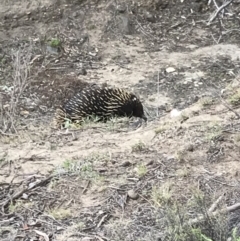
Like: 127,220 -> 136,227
46,46 -> 59,55
78,68 -> 87,75
116,4 -> 126,13
127,189 -> 139,200
170,109 -> 182,118
185,144 -> 194,152
166,67 -> 176,73
120,161 -> 132,167
144,11 -> 155,23
20,110 -> 30,117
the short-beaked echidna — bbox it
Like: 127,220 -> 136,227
52,85 -> 147,128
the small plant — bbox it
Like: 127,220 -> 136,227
200,97 -> 214,107
176,167 -> 190,177
205,122 -> 222,141
191,228 -> 213,241
228,89 -> 240,106
180,112 -> 189,122
175,149 -> 186,162
75,222 -> 86,231
232,227 -> 240,241
49,38 -> 61,48
131,141 -> 146,152
135,163 -> 147,177
155,123 -> 170,134
234,134 -> 240,143
9,201 -> 21,213
151,182 -> 172,207
48,208 -> 71,220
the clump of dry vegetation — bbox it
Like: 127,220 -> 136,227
0,43 -> 33,135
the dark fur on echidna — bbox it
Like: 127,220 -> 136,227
52,85 -> 147,128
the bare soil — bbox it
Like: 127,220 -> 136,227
1,0 -> 240,240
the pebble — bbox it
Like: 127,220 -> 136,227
127,189 -> 139,200
22,193 -> 28,199
116,4 -> 126,13
120,161 -> 132,167
20,110 -> 30,117
185,144 -> 194,152
166,67 -> 175,73
170,109 -> 182,118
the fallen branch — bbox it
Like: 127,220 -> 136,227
1,174 -> 56,212
207,0 -> 234,25
219,94 -> 240,119
208,194 -> 224,213
186,202 -> 240,227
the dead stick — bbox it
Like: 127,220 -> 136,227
219,94 -> 240,119
208,0 -> 234,25
1,175 -> 55,211
186,202 -> 240,227
208,194 -> 224,213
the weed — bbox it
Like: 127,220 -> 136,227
135,163 -> 147,177
132,141 -> 146,152
175,149 -> 186,162
48,208 -> 71,220
55,153 -> 111,181
151,182 -> 173,207
155,123 -> 171,134
176,167 -> 190,177
8,201 -> 21,213
163,202 -> 229,241
232,227 -> 240,241
200,97 -> 214,108
88,24 -> 96,30
228,89 -> 240,106
49,38 -> 61,48
234,134 -> 240,143
1,43 -> 33,134
180,112 -> 189,122
205,122 -> 222,141
75,221 -> 86,230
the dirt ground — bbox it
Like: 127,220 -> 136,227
1,0 -> 240,240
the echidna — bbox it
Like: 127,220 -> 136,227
52,85 -> 147,128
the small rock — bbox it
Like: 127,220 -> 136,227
22,193 -> 28,199
127,189 -> 139,200
20,110 -> 30,117
146,160 -> 154,166
120,161 -> 132,167
170,109 -> 182,118
78,68 -> 87,76
166,67 -> 175,73
72,12 -> 78,18
116,4 -> 126,13
46,45 -> 59,55
145,11 -> 155,23
185,144 -> 194,152
56,226 -> 64,231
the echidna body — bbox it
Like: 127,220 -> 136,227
53,85 -> 147,128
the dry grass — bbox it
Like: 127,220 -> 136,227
0,43 -> 33,135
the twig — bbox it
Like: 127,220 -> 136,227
208,194 -> 224,213
219,94 -> 240,119
1,174 -> 55,211
97,213 -> 109,228
81,180 -> 90,194
207,0 -> 234,25
157,71 -> 160,117
186,202 -> 240,227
